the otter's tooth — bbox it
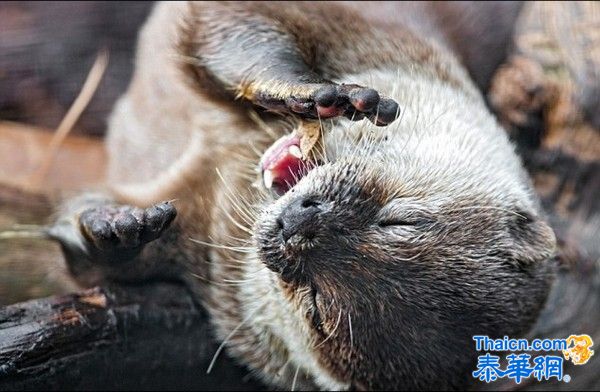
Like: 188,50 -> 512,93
288,145 -> 303,159
263,169 -> 274,189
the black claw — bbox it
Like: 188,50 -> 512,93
79,202 -> 177,253
128,206 -> 145,222
252,81 -> 400,126
349,88 -> 380,112
157,202 -> 177,223
144,205 -> 164,228
313,85 -> 338,107
142,203 -> 177,242
114,213 -> 141,248
371,98 -> 400,125
162,204 -> 177,228
88,219 -> 114,250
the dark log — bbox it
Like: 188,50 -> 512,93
0,2 -> 154,136
0,283 -> 263,391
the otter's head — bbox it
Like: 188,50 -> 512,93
251,75 -> 556,390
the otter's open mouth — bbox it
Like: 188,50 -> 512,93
260,134 -> 318,196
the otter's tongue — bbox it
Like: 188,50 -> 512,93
260,134 -> 317,195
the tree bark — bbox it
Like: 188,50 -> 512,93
0,283 -> 263,390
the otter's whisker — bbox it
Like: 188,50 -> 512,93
315,308 -> 343,348
399,105 -> 421,156
189,238 -> 254,253
193,256 -> 249,270
190,272 -> 254,288
222,275 -> 263,284
325,298 -> 336,314
215,168 -> 259,227
219,189 -> 256,227
248,110 -> 279,141
206,305 -> 263,374
291,363 -> 301,392
348,313 -> 354,352
274,357 -> 293,379
221,233 -> 255,246
217,206 -> 254,235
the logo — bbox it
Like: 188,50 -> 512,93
563,335 -> 594,365
472,335 -> 594,384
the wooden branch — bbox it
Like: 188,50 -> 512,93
0,283 -> 262,391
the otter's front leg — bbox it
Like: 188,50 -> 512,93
48,193 -> 181,287
186,2 -> 400,125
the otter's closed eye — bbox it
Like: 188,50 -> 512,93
376,217 -> 433,234
377,199 -> 436,229
378,218 -> 420,227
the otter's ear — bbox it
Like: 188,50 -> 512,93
508,211 -> 556,265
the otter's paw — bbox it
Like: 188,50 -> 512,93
254,83 -> 400,126
48,200 -> 177,286
79,202 -> 176,252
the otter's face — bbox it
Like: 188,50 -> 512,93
253,123 -> 556,389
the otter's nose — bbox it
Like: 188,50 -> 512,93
277,197 -> 322,242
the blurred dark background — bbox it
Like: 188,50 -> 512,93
0,1 -> 154,305
0,1 -> 154,136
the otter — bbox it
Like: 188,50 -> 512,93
48,2 -> 557,390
